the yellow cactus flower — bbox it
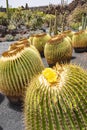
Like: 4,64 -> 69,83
42,68 -> 57,83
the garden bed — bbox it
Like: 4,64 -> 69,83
0,41 -> 87,130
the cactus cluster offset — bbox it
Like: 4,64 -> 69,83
0,44 -> 44,99
24,64 -> 87,130
72,30 -> 87,52
33,33 -> 51,56
44,35 -> 72,66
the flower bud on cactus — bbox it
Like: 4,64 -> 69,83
72,30 -> 87,52
24,64 -> 87,130
0,44 -> 44,102
33,33 -> 51,56
44,35 -> 72,67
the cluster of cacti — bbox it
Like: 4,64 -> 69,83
0,42 -> 44,102
33,33 -> 51,56
44,35 -> 72,66
72,30 -> 87,52
24,64 -> 87,130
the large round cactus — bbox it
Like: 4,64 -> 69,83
44,35 -> 72,67
24,64 -> 87,130
72,30 -> 87,52
33,33 -> 51,56
0,44 -> 44,102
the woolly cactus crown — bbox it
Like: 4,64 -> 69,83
24,64 -> 87,130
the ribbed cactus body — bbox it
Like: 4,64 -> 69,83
44,35 -> 72,66
0,45 -> 44,98
62,30 -> 74,40
33,33 -> 51,56
8,38 -> 30,50
72,30 -> 87,52
28,35 -> 35,45
24,64 -> 87,130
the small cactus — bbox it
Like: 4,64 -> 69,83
0,44 -> 44,102
44,35 -> 72,67
33,33 -> 51,56
24,64 -> 87,130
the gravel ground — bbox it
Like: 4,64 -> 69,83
0,42 -> 87,130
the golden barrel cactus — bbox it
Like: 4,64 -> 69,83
33,33 -> 51,56
62,30 -> 74,40
72,30 -> 87,52
24,64 -> 87,130
44,35 -> 72,67
0,44 -> 44,102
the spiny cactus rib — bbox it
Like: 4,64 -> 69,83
24,64 -> 87,130
0,46 -> 44,97
44,35 -> 72,66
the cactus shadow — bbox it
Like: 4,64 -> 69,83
0,93 -> 5,104
71,56 -> 76,60
7,100 -> 23,112
0,126 -> 3,130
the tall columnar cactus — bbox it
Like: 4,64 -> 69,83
44,35 -> 72,67
0,44 -> 44,102
24,64 -> 87,130
82,13 -> 87,30
6,0 -> 9,20
54,10 -> 58,35
49,18 -> 52,35
33,33 -> 51,56
72,30 -> 87,52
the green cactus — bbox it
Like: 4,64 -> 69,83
0,44 -> 44,102
44,35 -> 72,67
82,13 -> 87,30
24,64 -> 87,130
72,30 -> 87,52
61,30 -> 74,40
33,33 -> 51,56
28,35 -> 35,45
54,10 -> 58,35
8,38 -> 30,50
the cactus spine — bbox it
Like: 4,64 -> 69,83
24,64 -> 87,130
